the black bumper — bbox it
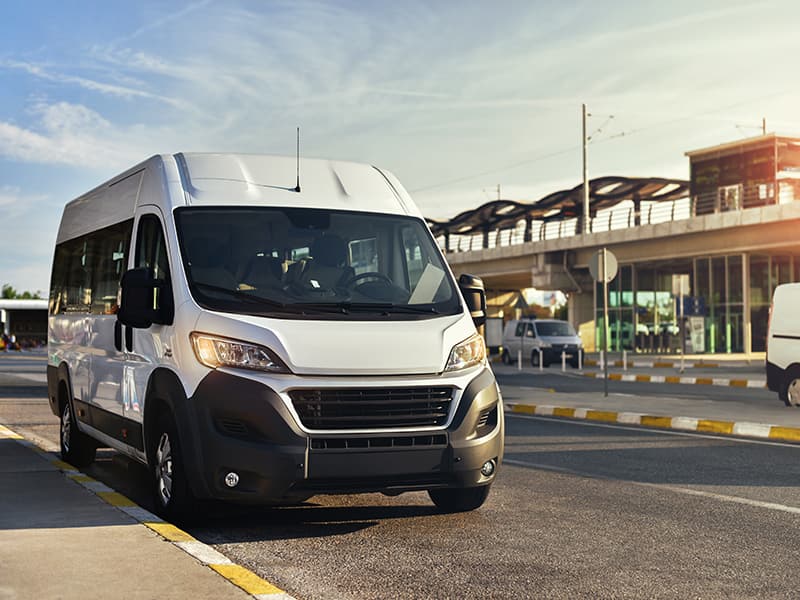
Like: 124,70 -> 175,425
181,367 -> 504,504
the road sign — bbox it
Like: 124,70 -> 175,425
588,249 -> 618,282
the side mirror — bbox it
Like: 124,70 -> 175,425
459,273 -> 486,328
118,268 -> 159,329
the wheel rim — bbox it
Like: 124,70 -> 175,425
61,404 -> 71,454
155,432 -> 173,506
788,379 -> 800,406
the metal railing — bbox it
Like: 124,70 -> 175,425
438,182 -> 799,253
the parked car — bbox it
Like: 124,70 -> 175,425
501,318 -> 582,367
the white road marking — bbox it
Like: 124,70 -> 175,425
504,458 -> 800,516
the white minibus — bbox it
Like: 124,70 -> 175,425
47,153 -> 503,519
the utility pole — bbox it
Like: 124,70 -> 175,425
762,117 -> 766,136
582,103 -> 590,235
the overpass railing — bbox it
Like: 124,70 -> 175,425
436,184 -> 798,253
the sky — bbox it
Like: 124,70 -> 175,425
2,0 -> 800,293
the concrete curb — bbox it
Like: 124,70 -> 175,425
580,371 -> 767,388
584,359 -> 723,369
0,423 -> 296,600
506,403 -> 800,443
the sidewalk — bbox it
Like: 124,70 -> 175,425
501,383 -> 800,443
0,424 -> 293,600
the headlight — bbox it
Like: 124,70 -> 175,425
445,333 -> 486,372
190,332 -> 290,373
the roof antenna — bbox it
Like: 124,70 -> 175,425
294,126 -> 301,193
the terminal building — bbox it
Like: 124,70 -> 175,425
428,134 -> 800,355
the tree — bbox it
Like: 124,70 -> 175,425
1,284 -> 42,300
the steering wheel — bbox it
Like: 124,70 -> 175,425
345,272 -> 394,288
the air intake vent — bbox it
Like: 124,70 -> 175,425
217,418 -> 249,437
311,434 -> 447,450
289,387 -> 454,430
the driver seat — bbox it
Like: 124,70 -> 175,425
294,235 -> 354,289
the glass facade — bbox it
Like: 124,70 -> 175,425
594,252 -> 800,354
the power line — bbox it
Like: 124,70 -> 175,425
410,87 -> 800,194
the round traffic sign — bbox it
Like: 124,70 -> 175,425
588,249 -> 618,283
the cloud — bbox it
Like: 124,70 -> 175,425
0,102 -> 139,168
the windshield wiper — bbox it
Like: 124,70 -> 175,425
294,301 -> 440,315
191,282 -> 313,314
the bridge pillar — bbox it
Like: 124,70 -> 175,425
568,292 -> 596,352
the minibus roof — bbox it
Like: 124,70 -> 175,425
174,153 -> 421,218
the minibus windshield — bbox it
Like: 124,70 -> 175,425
175,207 -> 461,319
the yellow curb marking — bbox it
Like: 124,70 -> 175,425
695,362 -> 719,368
583,372 -> 598,379
210,564 -> 285,596
67,474 -> 95,483
144,521 -> 196,543
608,373 -> 622,381
697,420 -> 734,435
729,380 -> 748,387
653,362 -> 674,368
665,376 -> 681,384
51,459 -> 77,470
769,427 -> 800,442
635,374 -> 652,382
586,410 -> 618,422
97,491 -> 137,507
695,378 -> 714,385
553,407 -> 575,418
641,416 -> 672,428
511,404 -> 537,415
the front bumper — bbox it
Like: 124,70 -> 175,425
180,367 -> 504,503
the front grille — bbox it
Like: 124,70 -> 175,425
289,387 -> 454,430
311,434 -> 448,450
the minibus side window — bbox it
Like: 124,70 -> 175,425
90,220 -> 133,315
62,236 -> 93,314
135,215 -> 173,323
515,322 -> 525,337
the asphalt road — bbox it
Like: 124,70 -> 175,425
3,353 -> 800,598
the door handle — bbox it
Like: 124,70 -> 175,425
114,320 -> 123,352
125,325 -> 133,352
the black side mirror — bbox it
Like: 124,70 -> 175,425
459,273 -> 486,328
118,268 -> 159,329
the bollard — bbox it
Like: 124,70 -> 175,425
578,349 -> 583,370
599,350 -> 604,370
623,349 -> 627,371
538,348 -> 543,372
517,349 -> 522,371
561,351 -> 566,372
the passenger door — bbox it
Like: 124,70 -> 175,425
122,210 -> 175,455
88,221 -> 134,430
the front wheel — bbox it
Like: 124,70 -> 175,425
501,350 -> 511,365
428,485 -> 491,513
782,369 -> 800,407
60,400 -> 96,467
151,412 -> 197,522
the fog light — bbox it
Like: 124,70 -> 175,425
224,472 -> 240,488
481,460 -> 496,477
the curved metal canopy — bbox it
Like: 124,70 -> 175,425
426,176 -> 690,237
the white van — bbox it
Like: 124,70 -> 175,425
46,153 -> 503,519
501,318 -> 582,367
766,283 -> 800,406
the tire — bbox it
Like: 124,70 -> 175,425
530,350 -> 540,367
782,368 -> 800,407
59,399 -> 96,467
151,412 -> 197,522
501,350 -> 511,365
569,358 -> 580,369
429,485 -> 491,513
